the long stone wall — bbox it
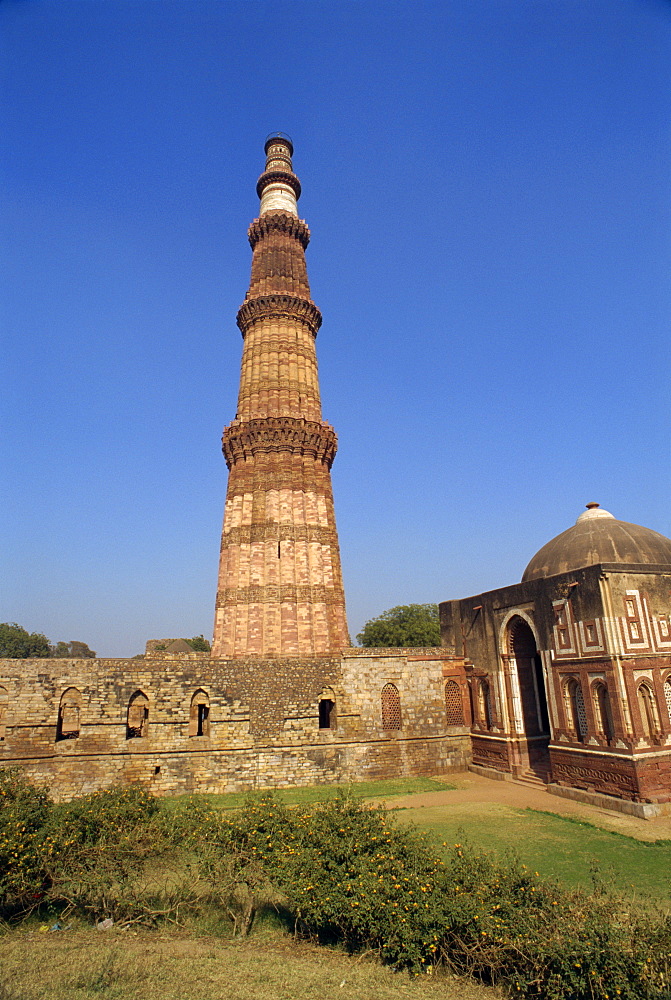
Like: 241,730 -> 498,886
0,650 -> 470,799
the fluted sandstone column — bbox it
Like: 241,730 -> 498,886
212,134 -> 349,657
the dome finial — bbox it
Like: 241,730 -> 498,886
586,501 -> 600,510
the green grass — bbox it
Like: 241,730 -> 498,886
396,801 -> 671,904
160,775 -> 455,812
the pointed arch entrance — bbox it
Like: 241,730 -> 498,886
506,615 -> 551,780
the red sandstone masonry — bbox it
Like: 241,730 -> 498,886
212,138 -> 348,658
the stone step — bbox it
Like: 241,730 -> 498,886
515,769 -> 550,787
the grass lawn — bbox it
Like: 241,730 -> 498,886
396,801 -> 671,905
161,775 -> 455,812
0,926 -> 499,1000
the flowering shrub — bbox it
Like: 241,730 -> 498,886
0,768 -> 51,914
41,786 -> 168,922
0,773 -> 669,999
172,793 -> 670,996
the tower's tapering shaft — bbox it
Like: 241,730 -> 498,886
212,135 -> 349,657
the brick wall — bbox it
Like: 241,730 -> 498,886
0,651 -> 470,799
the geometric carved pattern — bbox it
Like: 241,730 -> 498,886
256,169 -> 301,201
566,679 -> 588,740
551,755 -> 637,794
381,683 -> 402,730
444,679 -> 464,725
215,584 -> 343,607
237,295 -> 322,338
222,523 -> 338,547
574,683 -> 588,739
222,417 -> 338,469
248,212 -> 310,250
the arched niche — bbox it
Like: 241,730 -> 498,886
56,687 -> 81,741
126,690 -> 149,739
189,689 -> 211,737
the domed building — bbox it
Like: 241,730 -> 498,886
440,504 -> 671,814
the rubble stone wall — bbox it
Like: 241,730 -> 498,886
0,650 -> 470,800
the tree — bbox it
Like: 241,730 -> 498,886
356,604 -> 441,648
188,635 -> 211,652
0,623 -> 51,659
50,640 -> 96,658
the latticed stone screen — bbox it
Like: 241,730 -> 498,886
381,684 -> 402,730
572,682 -> 588,739
444,680 -> 464,725
665,679 -> 671,725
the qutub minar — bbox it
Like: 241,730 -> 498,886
212,134 -> 349,657
1,135 -> 671,814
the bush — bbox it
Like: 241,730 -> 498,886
184,794 -> 671,998
0,768 -> 51,915
0,776 -> 669,999
42,785 -> 168,922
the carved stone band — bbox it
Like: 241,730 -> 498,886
222,417 -> 338,469
236,295 -> 322,337
222,524 -> 337,547
248,212 -> 310,250
216,584 -> 341,607
256,169 -> 302,201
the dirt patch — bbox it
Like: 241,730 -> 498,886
376,771 -> 671,842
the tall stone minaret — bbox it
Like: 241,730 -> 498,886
212,134 -> 349,658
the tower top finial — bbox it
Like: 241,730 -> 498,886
257,134 -> 301,217
264,132 -> 293,156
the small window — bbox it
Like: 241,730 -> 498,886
444,680 -> 464,725
56,687 -> 81,741
381,684 -> 401,730
127,691 -> 149,739
319,699 -> 335,729
567,679 -> 588,741
189,690 -> 210,737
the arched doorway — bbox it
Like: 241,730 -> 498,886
507,616 -> 551,779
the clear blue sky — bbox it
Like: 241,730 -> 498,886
2,0 -> 670,656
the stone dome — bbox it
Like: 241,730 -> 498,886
522,503 -> 671,582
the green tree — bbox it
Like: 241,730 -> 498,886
0,623 -> 51,659
51,640 -> 96,658
356,604 -> 441,648
188,635 -> 211,652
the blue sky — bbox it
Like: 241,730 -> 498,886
2,0 -> 670,656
